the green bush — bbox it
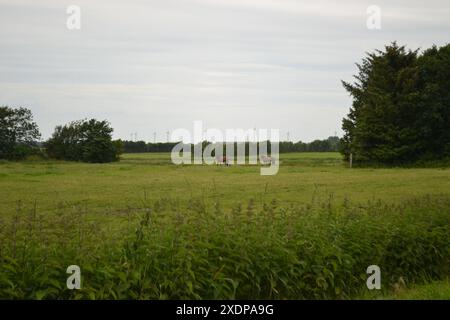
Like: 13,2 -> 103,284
45,119 -> 120,163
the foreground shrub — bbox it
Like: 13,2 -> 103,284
0,195 -> 449,299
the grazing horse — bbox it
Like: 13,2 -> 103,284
216,155 -> 230,166
260,155 -> 275,165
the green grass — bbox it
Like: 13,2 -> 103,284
359,279 -> 450,300
392,280 -> 450,299
0,152 -> 448,216
0,152 -> 449,299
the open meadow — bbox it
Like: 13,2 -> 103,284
0,153 -> 449,299
1,152 -> 449,215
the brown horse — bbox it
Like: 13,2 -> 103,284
216,155 -> 230,166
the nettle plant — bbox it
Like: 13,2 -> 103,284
0,194 -> 448,299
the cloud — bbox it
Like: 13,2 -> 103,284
0,0 -> 449,142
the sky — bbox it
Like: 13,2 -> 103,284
0,0 -> 449,142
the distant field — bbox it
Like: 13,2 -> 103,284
0,153 -> 449,299
0,152 -> 449,216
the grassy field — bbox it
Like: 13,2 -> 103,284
0,152 -> 449,299
0,152 -> 449,216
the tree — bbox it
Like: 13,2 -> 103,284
416,44 -> 450,159
340,42 -> 449,164
0,106 -> 41,160
45,119 -> 121,163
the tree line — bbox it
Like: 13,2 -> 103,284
120,136 -> 340,154
0,107 -> 339,163
0,106 -> 340,163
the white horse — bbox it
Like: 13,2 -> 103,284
216,155 -> 231,166
260,155 -> 275,165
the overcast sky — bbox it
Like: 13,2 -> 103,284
0,0 -> 449,142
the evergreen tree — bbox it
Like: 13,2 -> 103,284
341,42 -> 449,164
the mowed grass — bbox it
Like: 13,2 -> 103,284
0,152 -> 449,216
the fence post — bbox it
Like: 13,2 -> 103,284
349,153 -> 353,168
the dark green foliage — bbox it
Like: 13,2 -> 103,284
121,136 -> 341,154
0,106 -> 41,160
416,45 -> 450,159
45,119 -> 121,163
121,140 -> 179,153
341,43 -> 450,164
0,195 -> 448,299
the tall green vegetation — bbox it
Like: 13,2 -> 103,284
0,195 -> 448,299
0,106 -> 41,160
45,119 -> 121,163
341,43 -> 450,164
